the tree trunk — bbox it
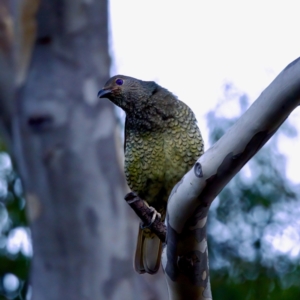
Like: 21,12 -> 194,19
0,1 -> 168,299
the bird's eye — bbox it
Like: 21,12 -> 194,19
115,78 -> 123,86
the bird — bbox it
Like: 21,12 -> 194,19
98,75 -> 204,274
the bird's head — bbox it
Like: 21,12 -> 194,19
97,75 -> 158,113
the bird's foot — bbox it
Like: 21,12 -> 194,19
140,206 -> 161,229
125,192 -> 140,204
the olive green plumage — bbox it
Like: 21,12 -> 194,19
98,75 -> 204,274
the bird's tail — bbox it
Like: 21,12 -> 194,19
134,226 -> 162,274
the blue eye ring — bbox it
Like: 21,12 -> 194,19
116,78 -> 123,86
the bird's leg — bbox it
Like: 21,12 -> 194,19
140,202 -> 161,229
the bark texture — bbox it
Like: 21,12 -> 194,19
125,192 -> 167,243
162,57 -> 300,300
0,1 -> 168,299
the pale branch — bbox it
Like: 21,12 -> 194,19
162,56 -> 300,300
124,192 -> 166,243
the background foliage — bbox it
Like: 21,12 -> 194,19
0,141 -> 30,299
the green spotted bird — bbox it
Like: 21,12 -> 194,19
98,75 -> 204,274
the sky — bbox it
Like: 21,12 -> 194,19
109,0 -> 300,184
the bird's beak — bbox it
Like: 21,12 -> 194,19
97,88 -> 112,98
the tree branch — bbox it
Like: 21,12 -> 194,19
162,57 -> 300,300
124,192 -> 166,243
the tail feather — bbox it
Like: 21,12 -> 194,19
134,226 -> 162,274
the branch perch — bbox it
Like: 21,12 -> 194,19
124,192 -> 166,243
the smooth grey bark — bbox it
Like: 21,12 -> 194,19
0,1 -> 168,299
162,57 -> 300,300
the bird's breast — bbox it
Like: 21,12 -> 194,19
124,118 -> 203,206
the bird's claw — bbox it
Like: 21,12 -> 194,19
140,206 -> 161,229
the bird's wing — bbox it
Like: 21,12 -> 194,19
124,116 -> 128,152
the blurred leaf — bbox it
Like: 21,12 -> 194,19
0,150 -> 29,298
0,255 -> 29,280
